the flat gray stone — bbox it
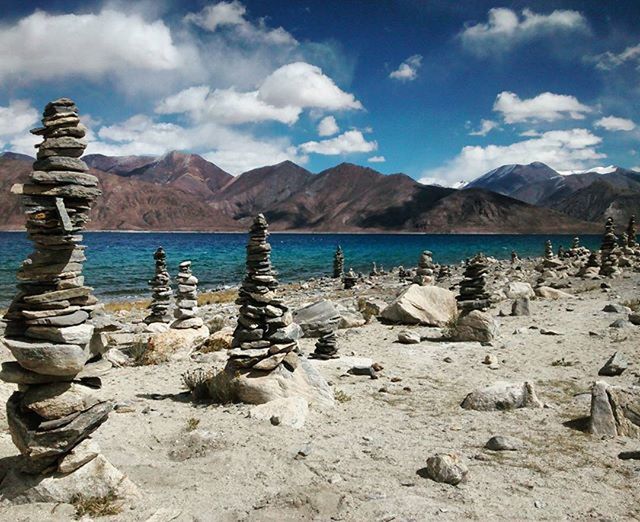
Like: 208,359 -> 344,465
3,338 -> 88,376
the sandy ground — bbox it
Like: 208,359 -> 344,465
0,264 -> 639,521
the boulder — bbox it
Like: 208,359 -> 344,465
339,311 -> 366,329
589,381 -> 640,438
505,282 -> 535,299
485,435 -> 522,451
535,286 -> 573,299
381,285 -> 457,326
461,381 -> 543,411
603,303 -> 631,314
598,352 -> 628,376
200,326 -> 234,352
425,453 -> 468,485
249,397 -> 309,428
397,331 -> 421,344
511,297 -> 530,316
150,325 -> 210,357
452,310 -> 498,342
293,300 -> 341,337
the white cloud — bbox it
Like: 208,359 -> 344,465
519,129 -> 541,137
494,91 -> 591,123
299,130 -> 377,155
185,1 -> 297,46
460,7 -> 588,55
317,116 -> 339,136
421,129 -> 605,185
594,116 -> 636,132
259,62 -> 363,111
367,156 -> 386,163
0,10 -> 185,83
155,85 -> 300,124
389,54 -> 422,81
469,119 -> 499,136
591,43 -> 640,70
0,100 -> 38,139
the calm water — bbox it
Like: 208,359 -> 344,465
0,232 -> 601,306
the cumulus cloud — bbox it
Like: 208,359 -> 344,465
594,116 -> 636,132
367,156 -> 386,163
0,100 -> 38,139
185,1 -> 297,46
590,43 -> 640,70
389,54 -> 422,81
460,7 -> 588,55
299,130 -> 377,155
493,91 -> 591,123
317,116 -> 339,136
421,129 -> 605,185
469,119 -> 499,136
0,10 -> 185,83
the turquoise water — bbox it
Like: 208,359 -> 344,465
0,232 -> 601,306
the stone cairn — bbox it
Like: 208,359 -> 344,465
436,264 -> 451,281
343,268 -> 358,289
599,217 -> 619,277
228,214 -> 297,371
627,215 -> 637,248
311,325 -> 338,360
1,98 -> 112,475
172,261 -> 204,329
544,240 -> 554,260
144,247 -> 173,324
510,250 -> 519,264
332,245 -> 344,279
370,262 -> 380,277
456,253 -> 491,312
413,250 -> 435,285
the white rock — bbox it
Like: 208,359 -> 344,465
535,286 -> 573,299
381,285 -> 457,326
461,381 -> 543,411
57,438 -> 100,473
397,331 -> 421,344
505,282 -> 535,299
249,396 -> 309,428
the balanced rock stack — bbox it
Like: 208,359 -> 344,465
436,264 -> 451,281
144,247 -> 173,324
578,251 -> 600,278
599,217 -> 620,277
228,215 -> 297,370
0,99 -> 114,478
456,253 -> 491,312
332,245 -> 344,279
343,268 -> 358,289
627,215 -> 637,248
172,261 -> 204,329
311,326 -> 338,359
370,262 -> 380,277
413,250 -> 435,285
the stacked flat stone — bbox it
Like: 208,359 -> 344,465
413,250 -> 435,285
456,253 -> 491,312
229,215 -> 297,370
620,232 -> 628,248
0,98 -> 111,474
310,326 -> 338,360
599,217 -> 619,277
144,247 -> 173,324
437,264 -> 451,280
370,262 -> 380,277
172,261 -> 204,329
627,215 -> 637,248
544,240 -> 554,260
332,245 -> 344,279
511,251 -> 519,264
343,268 -> 358,289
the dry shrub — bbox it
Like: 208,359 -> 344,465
182,367 -> 238,403
441,315 -> 459,339
182,368 -> 214,400
71,492 -> 123,518
197,288 -> 237,306
186,417 -> 200,431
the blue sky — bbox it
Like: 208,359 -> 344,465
0,0 -> 639,184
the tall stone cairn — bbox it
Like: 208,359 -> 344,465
144,247 -> 173,324
599,217 -> 619,277
544,240 -> 554,260
627,215 -> 637,248
413,250 -> 435,285
332,245 -> 344,279
172,261 -> 204,329
456,253 -> 491,312
1,98 -> 112,474
229,214 -> 297,371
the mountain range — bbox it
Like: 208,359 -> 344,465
2,150 -> 632,233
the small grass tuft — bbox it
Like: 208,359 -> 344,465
334,389 -> 351,403
198,288 -> 237,306
441,315 -> 459,340
621,298 -> 640,312
186,417 -> 200,431
551,358 -> 575,367
102,299 -> 149,313
71,492 -> 123,518
182,368 -> 214,401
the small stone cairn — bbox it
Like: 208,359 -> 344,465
1,98 -> 112,476
370,262 -> 380,277
456,253 -> 491,312
436,264 -> 451,281
627,215 -> 637,248
332,245 -> 344,279
311,325 -> 338,359
144,247 -> 173,324
510,250 -> 519,264
172,261 -> 204,329
343,268 -> 358,289
599,217 -> 620,277
228,214 -> 297,370
413,250 -> 435,285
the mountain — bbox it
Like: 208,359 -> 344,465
84,154 -> 156,175
466,162 -> 561,204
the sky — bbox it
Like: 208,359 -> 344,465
0,0 -> 639,185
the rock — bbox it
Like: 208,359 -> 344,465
511,297 -> 530,316
397,331 -> 421,344
535,286 -> 573,299
452,310 -> 498,342
460,381 -> 543,411
505,282 -> 535,299
3,338 -> 88,376
57,438 -> 100,473
381,284 -> 457,326
598,352 -> 628,376
485,435 -> 522,451
0,454 -> 139,503
25,310 -> 89,327
357,298 -> 386,321
425,453 -> 468,485
294,300 -> 341,337
339,310 -> 366,329
629,313 -> 640,326
25,323 -> 94,345
145,322 -> 170,334
589,381 -> 640,437
249,397 -> 309,428
21,382 -> 100,420
268,322 -> 303,343
603,303 -> 631,314
200,326 -> 234,352
609,319 -> 631,329
151,325 -> 210,357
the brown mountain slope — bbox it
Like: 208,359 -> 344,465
84,154 -> 156,175
0,154 -> 32,229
